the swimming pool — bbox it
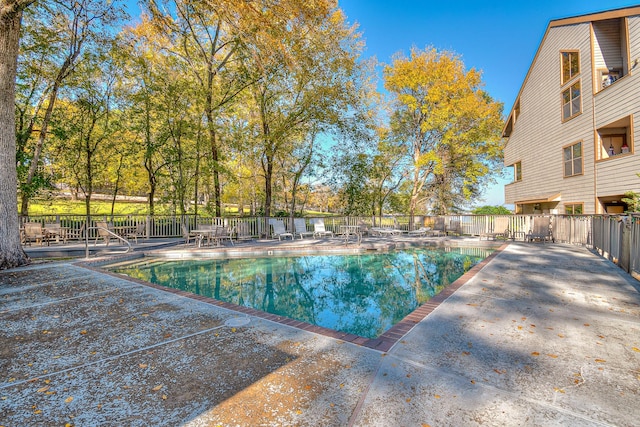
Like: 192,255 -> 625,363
107,247 -> 493,339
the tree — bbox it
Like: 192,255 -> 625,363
471,205 -> 512,215
384,47 -> 503,220
16,0 -> 126,216
1,0 -> 34,269
244,4 -> 364,218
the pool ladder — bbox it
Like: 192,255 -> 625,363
84,226 -> 132,258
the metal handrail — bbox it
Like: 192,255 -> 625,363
84,226 -> 132,258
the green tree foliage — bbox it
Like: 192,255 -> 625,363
471,205 -> 512,215
384,47 -> 504,219
16,0 -> 127,215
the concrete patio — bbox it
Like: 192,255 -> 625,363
1,240 -> 639,426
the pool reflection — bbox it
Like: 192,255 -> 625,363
112,247 -> 492,338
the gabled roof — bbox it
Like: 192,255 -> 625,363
502,5 -> 640,140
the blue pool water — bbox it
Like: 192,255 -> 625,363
108,247 -> 492,338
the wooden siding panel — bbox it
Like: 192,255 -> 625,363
504,23 -> 595,212
593,19 -> 623,70
628,16 -> 640,62
596,156 -> 640,195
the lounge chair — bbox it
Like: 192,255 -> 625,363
294,218 -> 314,239
480,217 -> 511,241
526,216 -> 553,243
311,218 -> 333,238
408,227 -> 430,237
371,227 -> 402,236
269,219 -> 294,240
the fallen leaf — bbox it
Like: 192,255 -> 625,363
231,328 -> 237,333
64,396 -> 73,403
80,330 -> 87,335
632,347 -> 640,353
461,351 -> 470,356
546,354 -> 558,358
595,359 -> 606,363
553,387 -> 565,393
434,394 -> 441,399
152,385 -> 163,391
37,386 -> 50,393
531,352 -> 540,357
162,394 -> 167,400
34,409 -> 42,414
584,323 -> 590,327
139,363 -> 148,369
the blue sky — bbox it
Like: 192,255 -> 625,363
338,0 -> 639,206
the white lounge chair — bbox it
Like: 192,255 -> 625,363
407,227 -> 430,236
311,218 -> 333,238
294,218 -> 314,239
269,219 -> 294,240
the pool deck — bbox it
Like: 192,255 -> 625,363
2,238 -> 640,426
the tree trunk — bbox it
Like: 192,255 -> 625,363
0,3 -> 31,269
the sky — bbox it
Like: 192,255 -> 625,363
337,0 -> 640,207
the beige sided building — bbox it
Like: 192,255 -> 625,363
503,6 -> 640,214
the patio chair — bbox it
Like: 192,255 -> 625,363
294,218 -> 314,239
182,223 -> 199,246
408,227 -> 430,237
95,221 -> 113,246
23,222 -> 48,246
44,222 -> 67,244
125,222 -> 146,244
526,216 -> 554,243
311,218 -> 333,238
269,219 -> 294,240
446,219 -> 462,236
357,221 -> 371,236
235,222 -> 253,242
427,217 -> 445,237
214,226 -> 235,246
480,217 -> 511,241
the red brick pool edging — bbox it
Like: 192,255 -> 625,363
80,243 -> 507,353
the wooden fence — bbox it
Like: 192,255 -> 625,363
19,213 -> 639,280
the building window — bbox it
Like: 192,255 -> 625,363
563,142 -> 582,177
561,51 -> 580,84
562,82 -> 581,120
513,161 -> 522,182
565,203 -> 583,215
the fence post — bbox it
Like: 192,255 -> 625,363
620,217 -> 631,273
